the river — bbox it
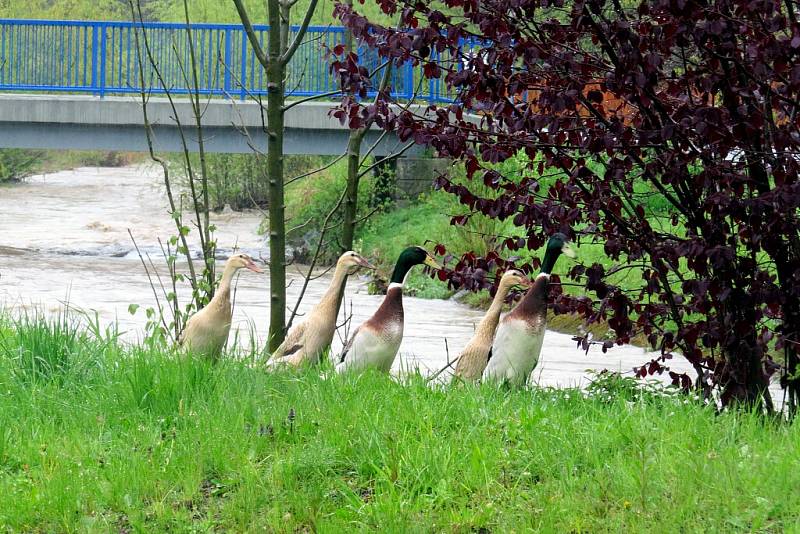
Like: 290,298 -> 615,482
0,164 -> 756,394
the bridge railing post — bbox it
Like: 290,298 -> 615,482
240,30 -> 247,100
223,28 -> 232,98
428,50 -> 436,104
98,22 -> 107,98
405,60 -> 413,101
91,23 -> 99,95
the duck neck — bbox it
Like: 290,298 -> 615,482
374,284 -> 404,324
389,257 -> 416,286
215,263 -> 239,302
514,273 -> 550,319
318,262 -> 350,315
540,247 -> 561,275
474,281 -> 513,337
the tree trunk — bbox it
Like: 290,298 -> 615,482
266,0 -> 286,352
746,154 -> 799,415
720,289 -> 773,412
773,258 -> 800,417
340,3 -> 361,254
342,129 -> 367,252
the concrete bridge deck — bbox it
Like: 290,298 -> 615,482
0,94 -> 417,156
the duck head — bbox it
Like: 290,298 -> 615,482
499,268 -> 533,289
227,253 -> 263,273
390,246 -> 442,285
338,250 -> 376,275
541,233 -> 575,274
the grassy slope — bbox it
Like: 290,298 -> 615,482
1,314 -> 799,532
2,0 -> 392,26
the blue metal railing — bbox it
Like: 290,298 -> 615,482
0,19 -> 453,103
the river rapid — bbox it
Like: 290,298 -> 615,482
0,165 -> 712,389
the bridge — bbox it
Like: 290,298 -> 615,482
0,19 -> 454,155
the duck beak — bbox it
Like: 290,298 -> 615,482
561,242 -> 577,259
357,256 -> 376,270
518,277 -> 533,288
424,254 -> 442,270
246,260 -> 264,273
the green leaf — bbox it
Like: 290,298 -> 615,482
127,304 -> 140,315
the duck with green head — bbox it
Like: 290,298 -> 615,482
482,233 -> 575,386
336,246 -> 441,374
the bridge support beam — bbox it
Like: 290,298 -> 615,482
0,94 -> 420,156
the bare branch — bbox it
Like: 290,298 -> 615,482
357,141 -> 416,179
286,152 -> 347,185
282,90 -> 343,112
232,0 -> 269,70
129,0 -> 198,292
128,229 -> 172,340
280,0 -> 321,65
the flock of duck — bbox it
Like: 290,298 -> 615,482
179,234 -> 575,386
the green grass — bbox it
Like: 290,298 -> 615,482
357,191 -> 457,299
1,313 -> 799,532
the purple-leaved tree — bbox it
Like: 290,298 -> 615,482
332,0 -> 800,412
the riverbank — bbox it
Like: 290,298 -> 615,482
285,158 -> 633,346
1,317 -> 798,531
5,165 -> 690,392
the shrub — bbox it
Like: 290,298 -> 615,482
0,149 -> 41,183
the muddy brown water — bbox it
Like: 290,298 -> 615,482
0,166 -> 784,401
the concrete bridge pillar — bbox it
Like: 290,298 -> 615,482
395,157 -> 450,199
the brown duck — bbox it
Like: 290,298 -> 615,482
483,234 -> 575,386
335,246 -> 441,374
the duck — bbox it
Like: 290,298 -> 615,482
179,253 -> 263,360
266,251 -> 374,368
452,269 -> 532,383
482,233 -> 575,386
335,246 -> 441,374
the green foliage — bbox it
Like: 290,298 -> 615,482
0,149 -> 42,183
0,0 -> 394,25
358,190 -> 455,298
164,153 -> 335,211
149,0 -> 394,26
0,315 -> 798,531
284,156 -> 375,263
0,0 -> 135,20
175,153 -> 269,211
8,149 -> 144,177
585,370 -> 690,404
357,152 -> 683,302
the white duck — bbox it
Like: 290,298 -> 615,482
452,269 -> 531,383
179,253 -> 262,360
267,251 -> 374,368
